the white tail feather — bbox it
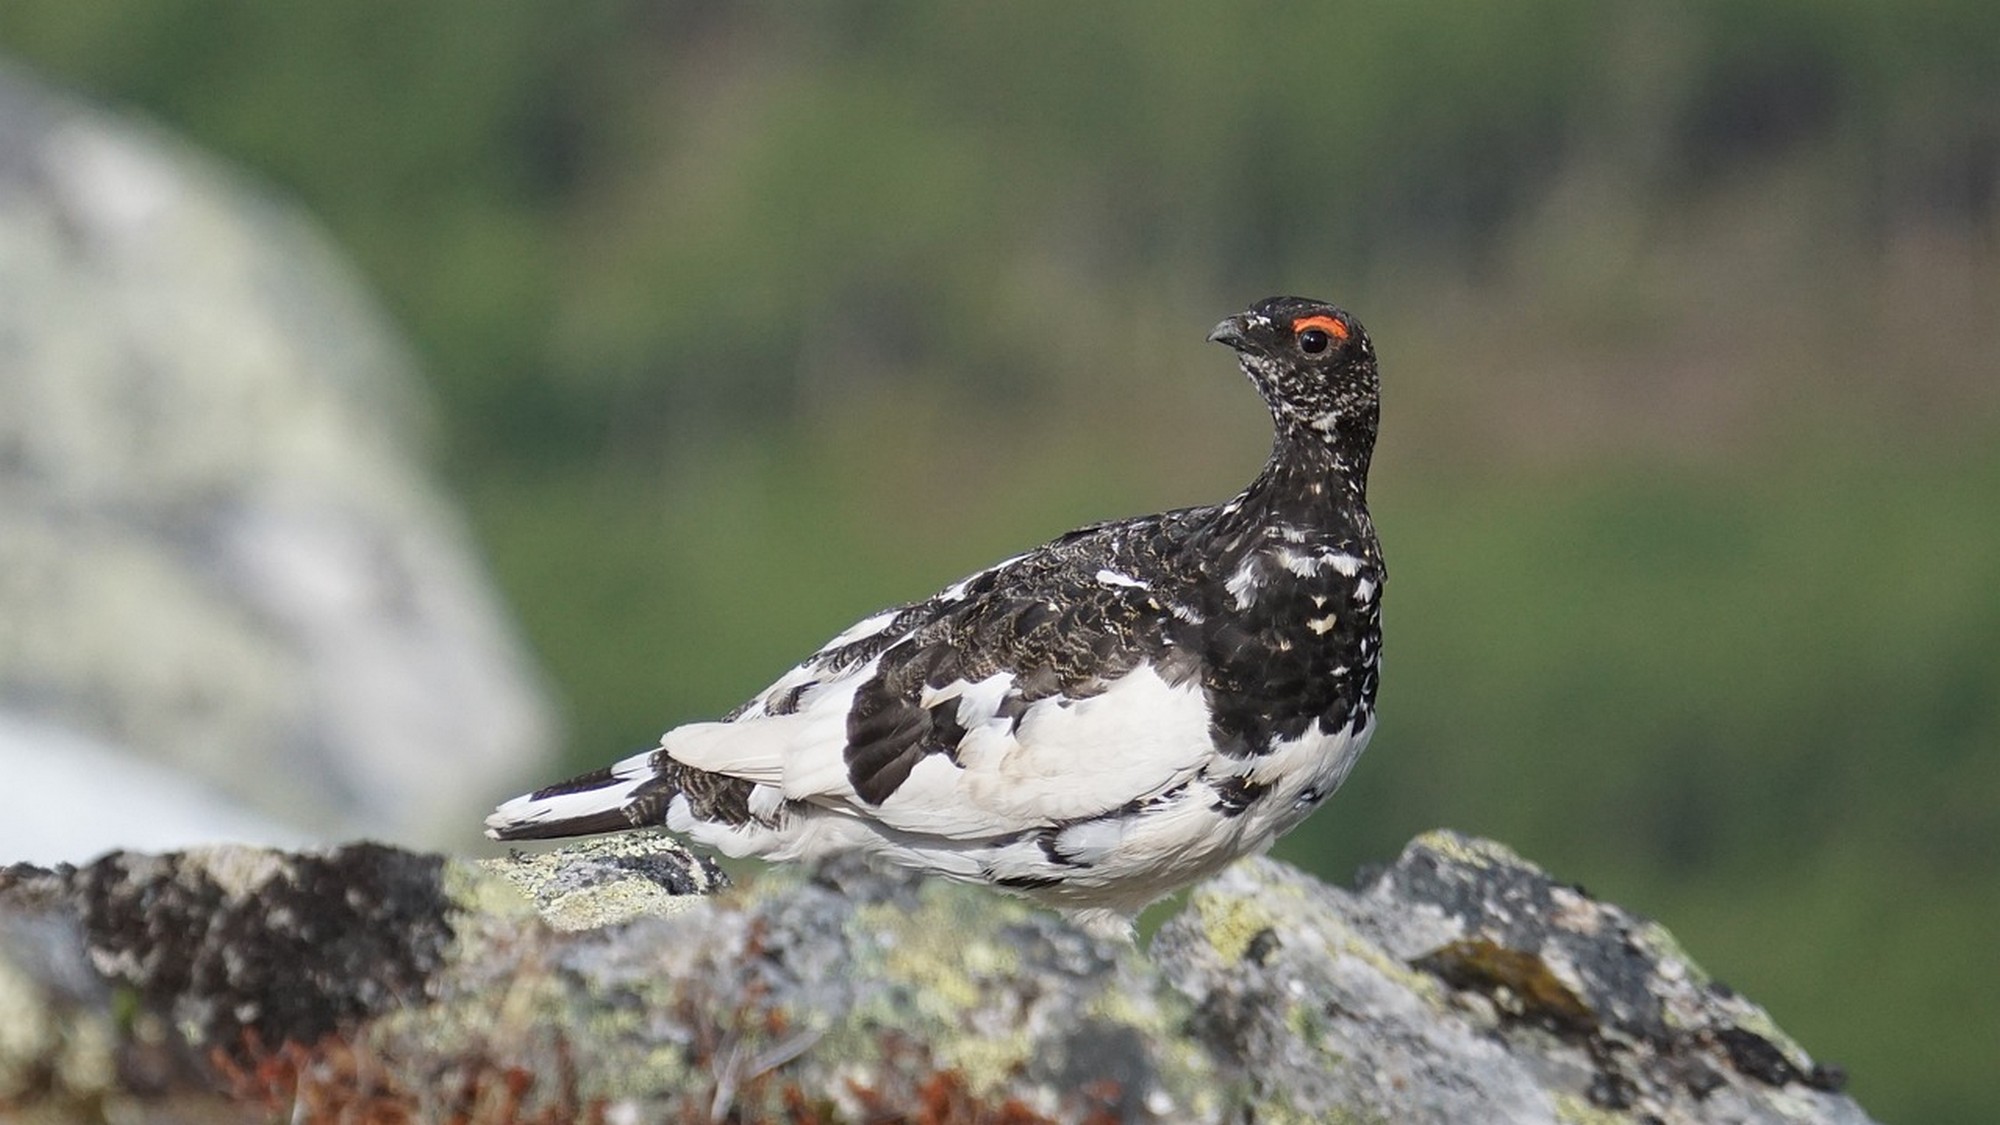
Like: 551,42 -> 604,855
660,719 -> 794,783
482,746 -> 660,838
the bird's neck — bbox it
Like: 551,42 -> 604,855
1226,421 -> 1374,537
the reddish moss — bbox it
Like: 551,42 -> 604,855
208,1030 -> 607,1125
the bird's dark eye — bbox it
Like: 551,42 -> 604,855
1291,313 -> 1348,356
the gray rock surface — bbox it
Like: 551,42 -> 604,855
0,63 -> 554,853
1156,835 -> 1863,1124
0,830 -> 1876,1124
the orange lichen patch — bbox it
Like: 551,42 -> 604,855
1292,314 -> 1349,340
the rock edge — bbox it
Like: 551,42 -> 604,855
0,831 -> 1874,1124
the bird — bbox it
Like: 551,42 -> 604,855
487,296 -> 1385,936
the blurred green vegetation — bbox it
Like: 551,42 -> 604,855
4,3 -> 1997,1120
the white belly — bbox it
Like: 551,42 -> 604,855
984,713 -> 1378,916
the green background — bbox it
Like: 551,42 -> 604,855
4,3 -> 1995,1119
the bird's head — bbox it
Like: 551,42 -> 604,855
1209,297 -> 1379,450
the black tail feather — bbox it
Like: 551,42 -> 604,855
527,763 -> 623,801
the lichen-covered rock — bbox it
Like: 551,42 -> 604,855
1156,832 -> 1868,1124
482,832 -> 729,931
0,910 -> 241,1123
0,832 -> 1877,1124
421,850 -> 1206,1122
0,62 -> 555,857
0,844 -> 457,1052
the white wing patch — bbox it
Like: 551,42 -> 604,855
919,672 -> 1013,728
663,658 -> 1213,844
1225,556 -> 1263,609
952,664 -> 1209,824
1094,568 -> 1149,591
1275,548 -> 1321,578
1274,547 -> 1366,579
822,608 -> 903,650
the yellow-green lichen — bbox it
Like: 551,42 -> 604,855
1554,1090 -> 1635,1124
1622,921 -> 1809,1068
1719,1002 -> 1816,1073
1629,919 -> 1710,987
1084,968 -> 1225,1115
362,959 -> 704,1106
943,1031 -> 1037,1096
1246,1097 -> 1384,1125
1323,920 -> 1447,1006
1192,887 -> 1284,964
480,837 -> 718,932
1085,972 -> 1171,1033
845,884 -> 1043,1092
1283,994 -> 1317,1040
0,957 -> 57,1098
1410,830 -> 1527,874
445,858 -> 538,918
857,888 -> 1016,1012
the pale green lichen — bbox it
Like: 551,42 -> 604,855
480,835 -> 718,932
443,858 -> 539,922
1283,994 -> 1317,1041
1627,922 -> 1814,1072
1554,1090 -> 1635,1124
846,884 -> 1042,1092
1192,885 -> 1283,964
363,951 -> 706,1107
51,1018 -> 115,1099
1409,830 -> 1526,874
541,874 -> 708,931
1196,861 -> 1445,1002
1721,1001 -> 1818,1075
944,1031 -> 1037,1097
1086,973 -> 1169,1031
1089,981 -> 1224,1119
0,939 -> 119,1106
0,956 -> 56,1098
876,927 -> 985,1013
1246,1097 -> 1385,1125
1629,918 -> 1711,989
1245,1102 -> 1314,1125
1323,916 -> 1447,1007
359,881 -> 662,1092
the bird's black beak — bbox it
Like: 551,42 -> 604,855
1208,316 -> 1249,351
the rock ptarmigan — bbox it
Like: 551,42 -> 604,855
487,296 -> 1385,935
